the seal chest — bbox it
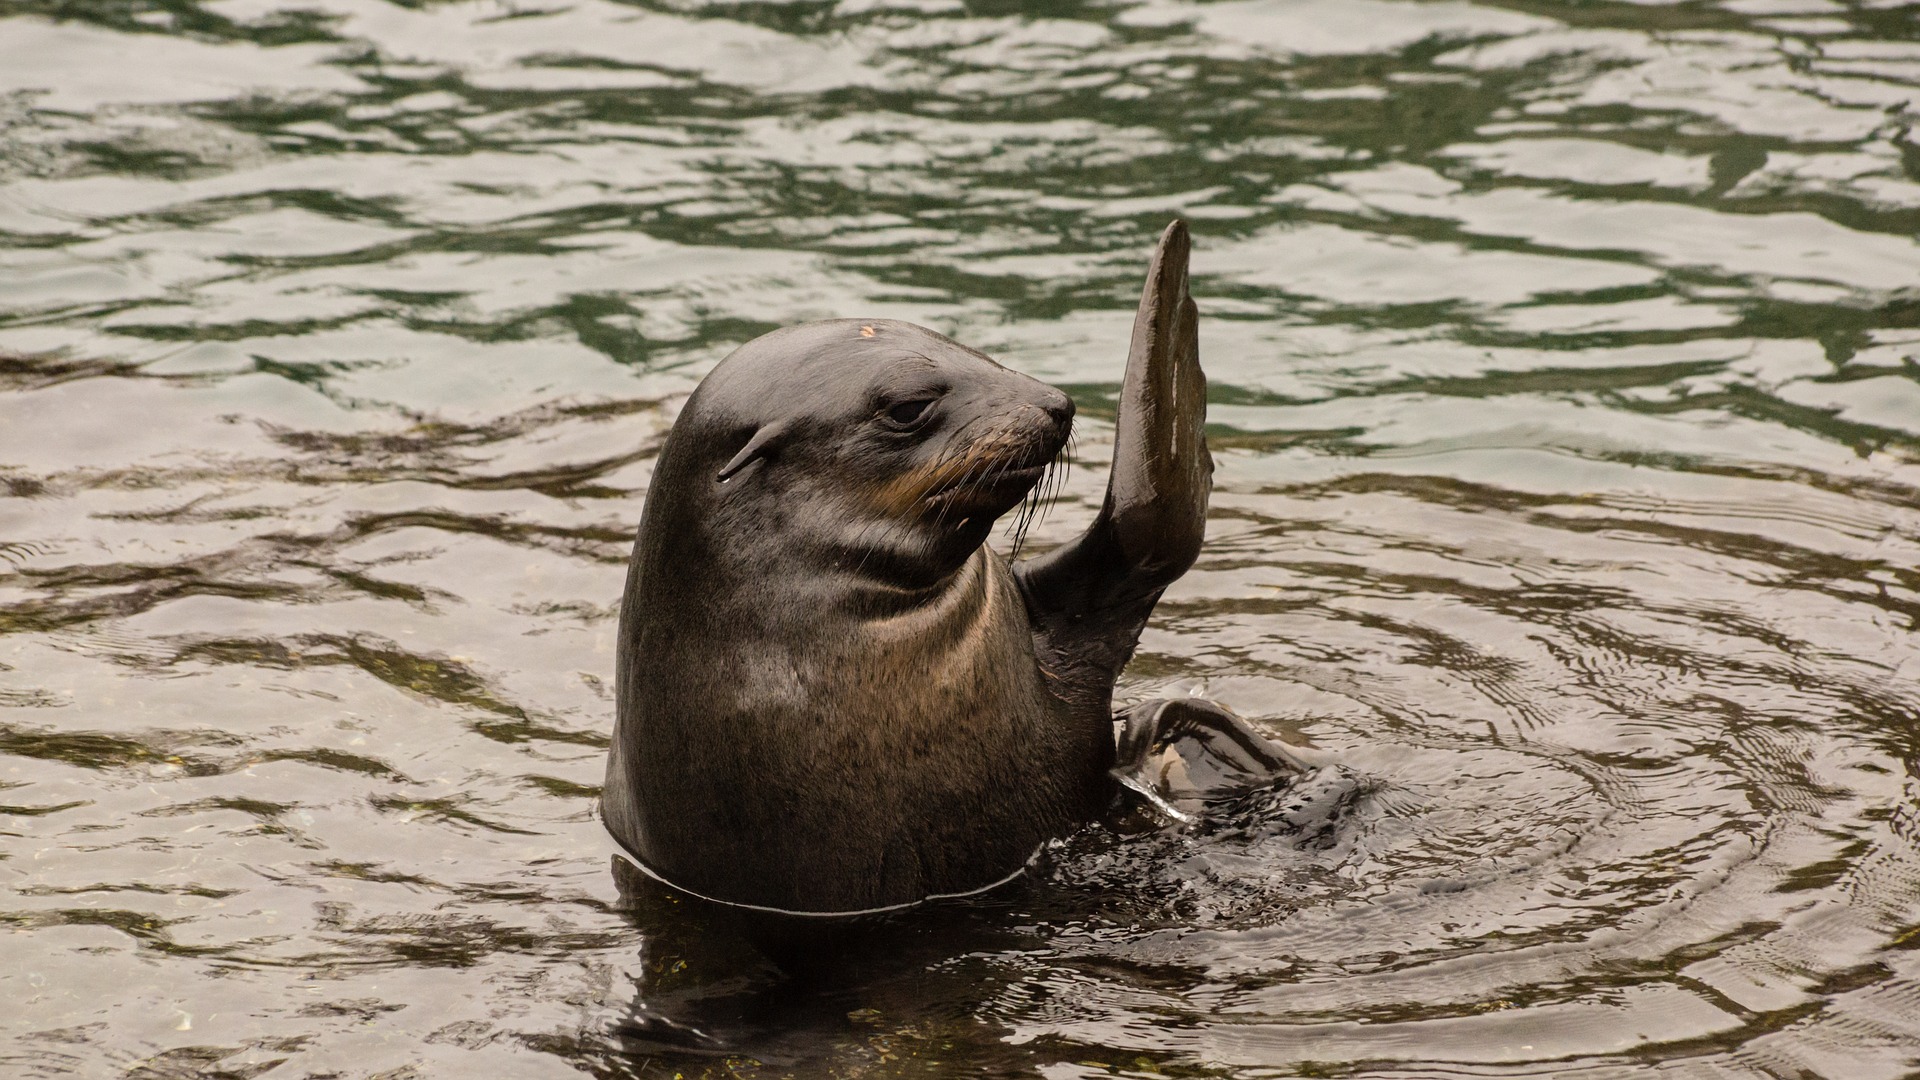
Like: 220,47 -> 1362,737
605,222 -> 1212,916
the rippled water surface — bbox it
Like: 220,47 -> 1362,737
5,0 -> 1920,1075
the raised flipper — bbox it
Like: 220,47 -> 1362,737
1015,219 -> 1213,714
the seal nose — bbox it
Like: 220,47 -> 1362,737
1043,391 -> 1075,428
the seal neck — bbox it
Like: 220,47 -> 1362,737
831,541 -> 997,622
802,507 -> 982,600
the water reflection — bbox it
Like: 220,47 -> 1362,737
3,0 -> 1919,1075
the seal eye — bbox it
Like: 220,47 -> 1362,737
883,398 -> 934,428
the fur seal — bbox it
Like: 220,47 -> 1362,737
603,220 -> 1215,915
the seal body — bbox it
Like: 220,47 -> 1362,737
605,222 -> 1211,915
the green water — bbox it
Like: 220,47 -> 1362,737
3,0 -> 1920,1076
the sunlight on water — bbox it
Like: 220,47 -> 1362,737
2,0 -> 1919,1076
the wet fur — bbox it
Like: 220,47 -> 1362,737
604,222 -> 1207,914
604,321 -> 1109,912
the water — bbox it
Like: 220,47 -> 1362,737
3,0 -> 1919,1075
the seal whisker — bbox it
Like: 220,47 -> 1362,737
933,442 -> 996,536
1006,419 -> 1072,558
854,410 -> 1004,574
922,446 -> 975,537
1043,432 -> 1072,519
1005,465 -> 1040,557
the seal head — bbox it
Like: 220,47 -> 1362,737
605,319 -> 1103,914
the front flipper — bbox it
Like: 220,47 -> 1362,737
1112,698 -> 1310,822
1016,220 -> 1213,712
1111,699 -> 1358,846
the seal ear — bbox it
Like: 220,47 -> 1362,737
716,420 -> 790,483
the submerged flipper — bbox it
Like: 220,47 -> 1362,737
1112,698 -> 1310,820
1116,699 -> 1306,795
1016,220 -> 1213,712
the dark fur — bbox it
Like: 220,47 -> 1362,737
604,222 -> 1209,914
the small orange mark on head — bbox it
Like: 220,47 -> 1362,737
859,325 -> 875,337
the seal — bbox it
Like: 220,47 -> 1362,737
603,221 -> 1221,915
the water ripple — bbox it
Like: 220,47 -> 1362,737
4,0 -> 1920,1075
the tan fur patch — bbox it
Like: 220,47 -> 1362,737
868,436 -> 1024,517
